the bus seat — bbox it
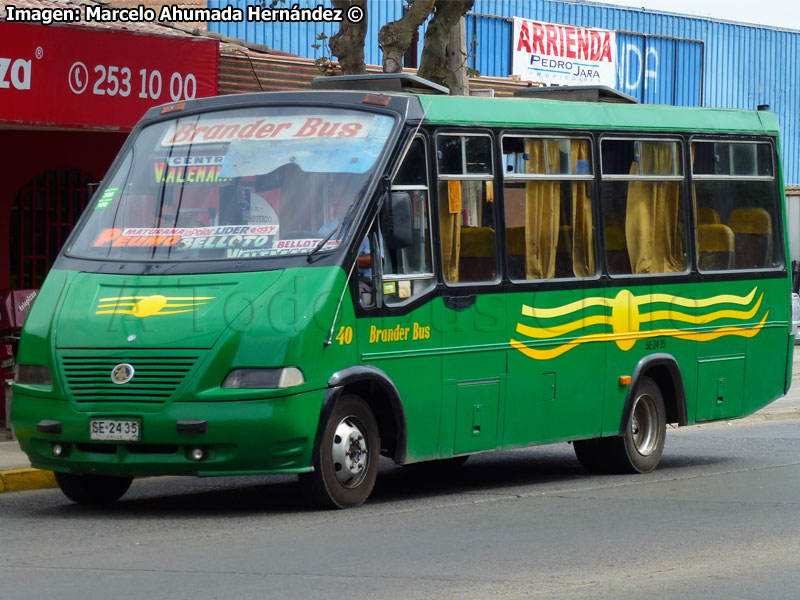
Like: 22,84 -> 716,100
697,207 -> 721,225
459,226 -> 496,282
506,226 -> 526,279
697,224 -> 735,270
728,207 -> 772,269
555,225 -> 573,278
604,224 -> 631,274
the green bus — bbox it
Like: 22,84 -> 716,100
11,76 -> 793,508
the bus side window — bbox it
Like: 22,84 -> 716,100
600,138 -> 687,275
375,137 -> 435,307
692,140 -> 781,271
502,136 -> 595,280
436,134 -> 497,284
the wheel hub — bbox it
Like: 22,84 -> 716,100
331,417 -> 368,488
631,394 -> 658,456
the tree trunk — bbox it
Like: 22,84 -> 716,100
446,14 -> 469,96
329,0 -> 368,75
418,0 -> 473,94
378,0 -> 435,73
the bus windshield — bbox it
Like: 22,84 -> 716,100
67,106 -> 396,262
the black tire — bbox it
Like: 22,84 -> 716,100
608,375 -> 667,473
574,376 -> 667,474
573,438 -> 613,474
300,395 -> 380,509
55,472 -> 133,505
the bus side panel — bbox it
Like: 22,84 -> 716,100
694,278 -> 787,422
504,286 -> 606,447
741,279 -> 790,417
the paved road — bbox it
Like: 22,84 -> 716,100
2,419 -> 800,600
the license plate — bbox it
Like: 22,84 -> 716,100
90,419 -> 140,441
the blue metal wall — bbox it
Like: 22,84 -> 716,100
208,0 -> 800,184
210,0 -> 404,66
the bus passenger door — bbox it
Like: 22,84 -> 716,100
439,294 -> 507,456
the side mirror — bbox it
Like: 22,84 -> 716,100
380,192 -> 414,249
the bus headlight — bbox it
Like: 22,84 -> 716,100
15,365 -> 53,387
221,367 -> 305,389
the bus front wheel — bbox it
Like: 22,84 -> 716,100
301,394 -> 380,509
54,472 -> 133,505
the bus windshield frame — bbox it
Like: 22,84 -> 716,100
62,101 -> 404,273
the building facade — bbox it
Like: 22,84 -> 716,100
209,0 -> 800,190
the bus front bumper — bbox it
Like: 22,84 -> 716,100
10,390 -> 325,477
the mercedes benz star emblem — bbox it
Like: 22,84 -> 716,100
110,363 -> 135,385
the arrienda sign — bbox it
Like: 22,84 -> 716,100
0,22 -> 218,131
511,17 -> 617,87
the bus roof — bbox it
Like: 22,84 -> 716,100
140,89 -> 779,139
414,94 -> 780,136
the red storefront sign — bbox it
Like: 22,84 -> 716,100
0,22 -> 219,131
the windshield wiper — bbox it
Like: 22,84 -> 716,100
307,182 -> 371,263
306,221 -> 343,263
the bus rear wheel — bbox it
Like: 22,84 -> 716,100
301,394 -> 380,509
612,376 -> 666,473
54,472 -> 133,505
574,376 -> 666,474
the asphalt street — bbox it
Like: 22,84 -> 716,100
1,418 -> 800,600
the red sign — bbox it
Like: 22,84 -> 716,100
0,22 -> 218,131
161,115 -> 373,146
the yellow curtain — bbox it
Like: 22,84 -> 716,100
439,180 -> 462,282
570,140 -> 594,277
525,140 -> 561,279
625,143 -> 684,274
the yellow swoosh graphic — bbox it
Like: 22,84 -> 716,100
98,296 -> 215,302
97,302 -> 211,309
644,287 -> 757,308
516,314 -> 610,339
95,294 -> 215,318
512,286 -> 768,359
519,287 -> 758,319
640,293 -> 764,325
521,296 -> 613,318
511,312 -> 768,360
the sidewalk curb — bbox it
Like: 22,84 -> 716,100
742,409 -> 800,423
0,469 -> 57,493
690,409 -> 800,429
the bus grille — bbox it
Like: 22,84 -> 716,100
60,354 -> 199,403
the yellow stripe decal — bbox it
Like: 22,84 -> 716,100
512,286 -> 768,360
94,294 -> 216,318
515,314 -> 610,339
521,296 -> 613,318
